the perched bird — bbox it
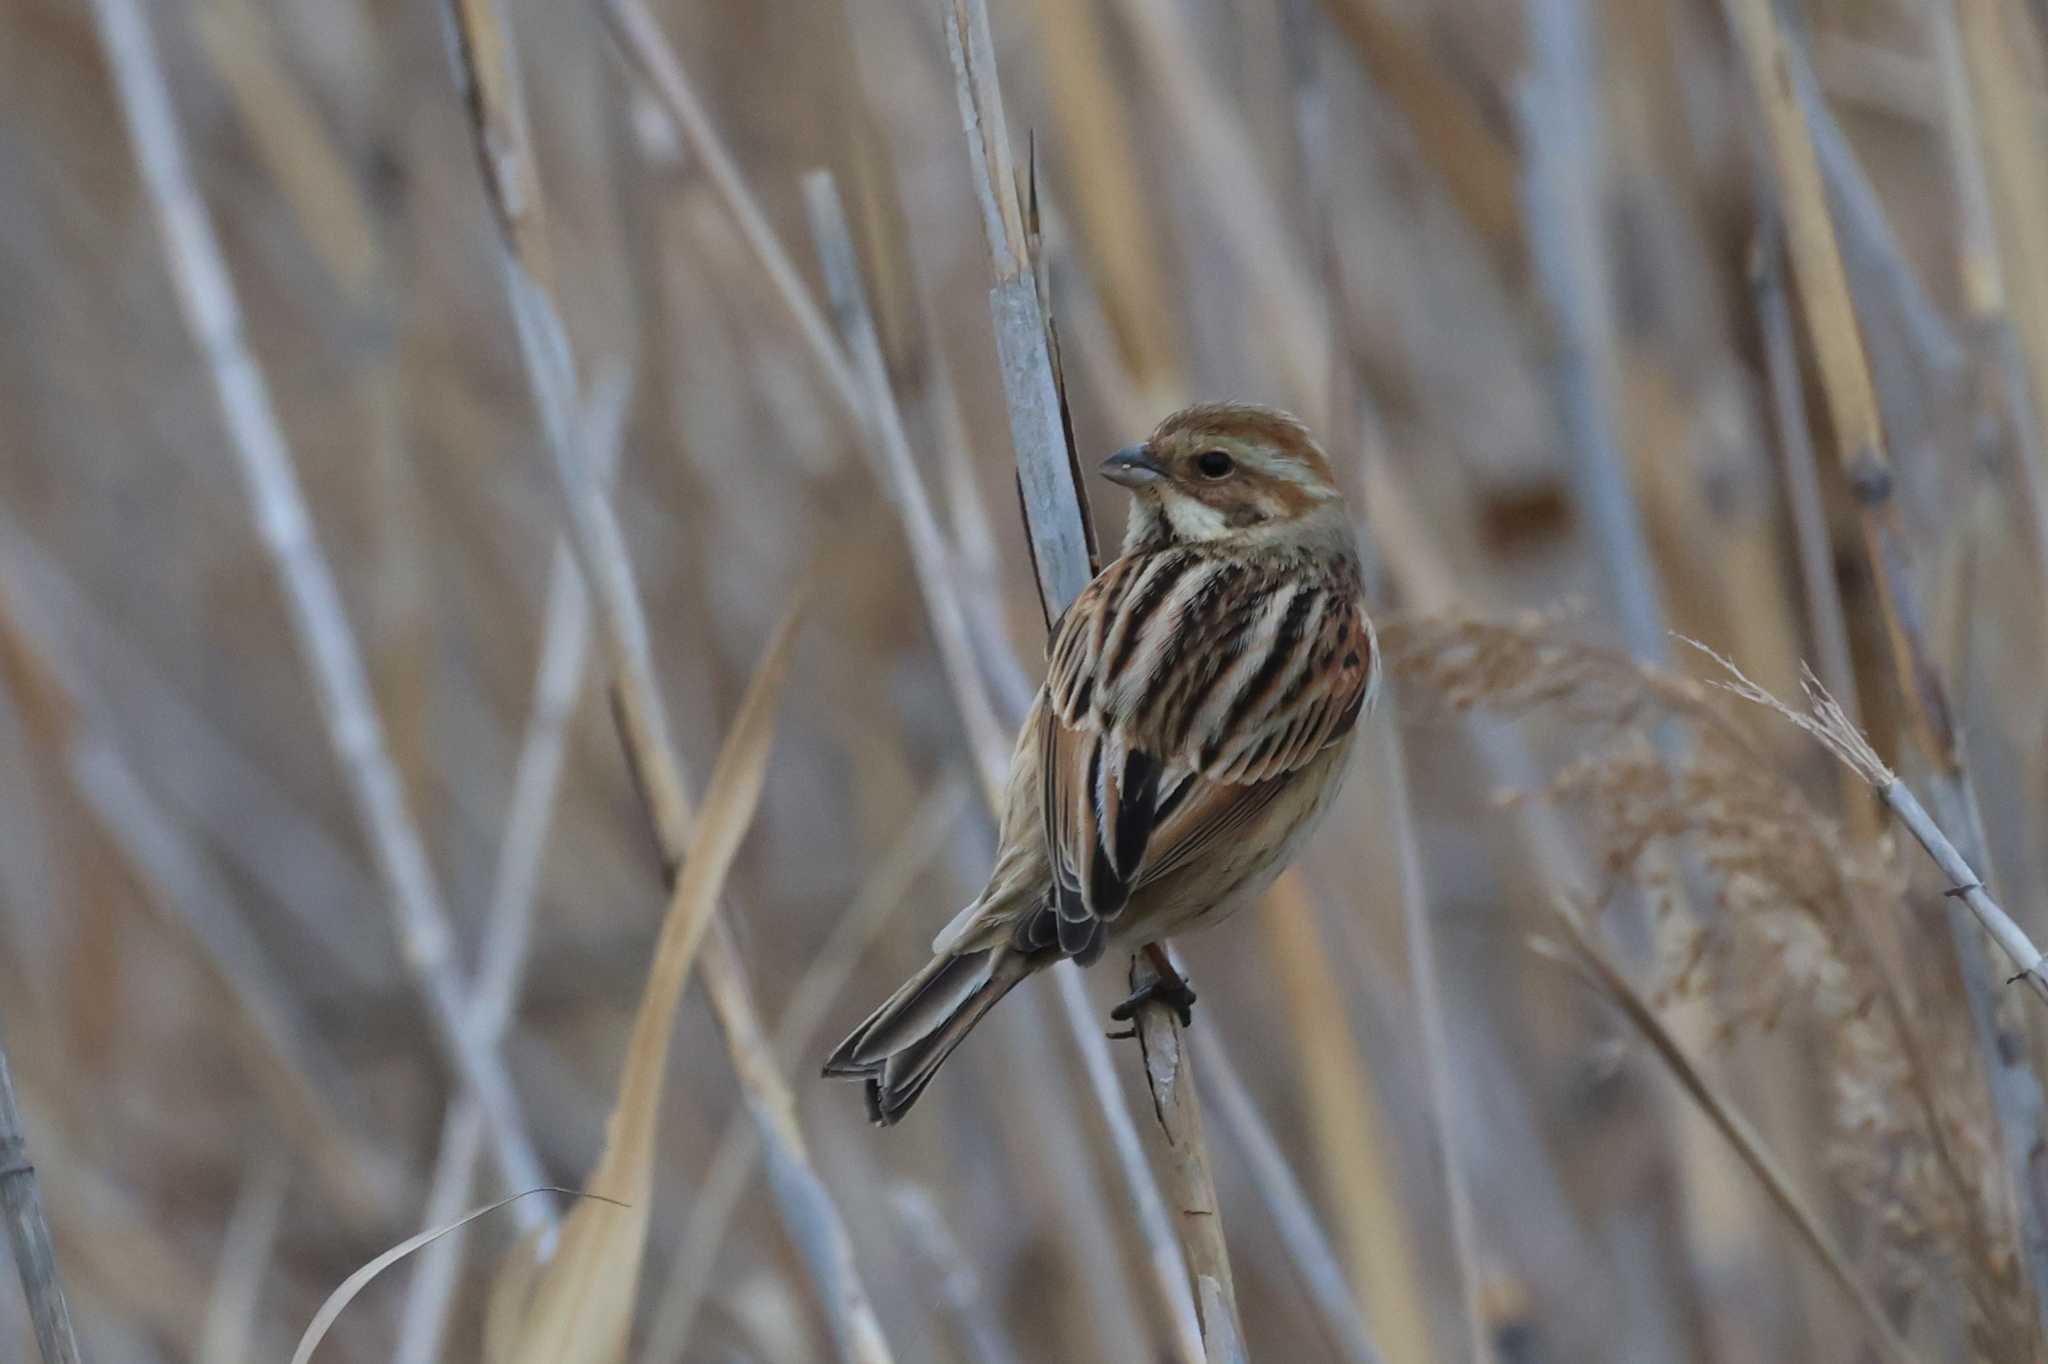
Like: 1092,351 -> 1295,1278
825,403 -> 1378,1124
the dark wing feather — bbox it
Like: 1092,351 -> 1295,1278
1031,546 -> 1375,955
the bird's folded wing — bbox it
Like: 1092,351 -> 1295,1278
1035,552 -> 1376,948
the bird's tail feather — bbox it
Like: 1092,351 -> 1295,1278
824,947 -> 1031,1125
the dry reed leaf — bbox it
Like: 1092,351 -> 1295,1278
289,1188 -> 576,1364
495,593 -> 805,1364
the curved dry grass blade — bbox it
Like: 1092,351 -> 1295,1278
499,595 -> 804,1364
1543,905 -> 1919,1364
290,1187 -> 589,1364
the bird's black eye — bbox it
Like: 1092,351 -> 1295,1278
1195,450 -> 1234,479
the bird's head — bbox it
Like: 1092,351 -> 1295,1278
1102,403 -> 1345,549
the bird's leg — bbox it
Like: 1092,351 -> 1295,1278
1110,942 -> 1197,1030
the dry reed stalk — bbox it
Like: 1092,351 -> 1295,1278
1126,950 -> 1245,1351
1316,0 -> 1522,268
1749,232 -> 1876,838
1388,611 -> 2035,1353
394,374 -> 633,1364
1201,1029 -> 1387,1364
1924,0 -> 2048,586
495,602 -> 802,1364
801,172 -> 1012,788
1373,703 -> 1491,1364
0,582 -> 403,1231
887,1183 -> 1023,1364
805,127 -> 1206,1363
1949,0 -> 2048,478
1723,0 -> 2048,1330
0,530 -> 386,985
638,777 -> 967,1364
1700,649 -> 2048,1006
439,4 -> 894,1353
1748,238 -> 1859,719
86,0 -> 549,1221
1522,8 -> 1776,1349
196,1156 -> 288,1364
938,3 -> 1251,1351
1284,36 -> 1490,1357
602,0 -> 862,421
1022,0 -> 1181,397
191,0 -> 381,302
1787,41 -> 1967,397
1261,875 -> 1429,1364
1113,0 -> 1328,416
0,1019 -> 81,1364
1543,905 -> 1920,1364
941,0 -> 1100,620
1519,0 -> 1665,669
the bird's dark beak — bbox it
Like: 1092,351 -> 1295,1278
1101,444 -> 1166,488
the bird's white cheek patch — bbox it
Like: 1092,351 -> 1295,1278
1164,497 -> 1234,542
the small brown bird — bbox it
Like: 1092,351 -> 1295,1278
825,403 -> 1378,1123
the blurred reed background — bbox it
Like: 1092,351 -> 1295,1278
3,0 -> 2048,1359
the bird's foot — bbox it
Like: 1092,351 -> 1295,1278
1111,947 -> 1197,1030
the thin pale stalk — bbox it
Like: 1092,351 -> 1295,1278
937,4 -> 1241,1353
196,1158 -> 289,1364
601,0 -> 861,421
1375,705 -> 1490,1364
1519,0 -> 1666,669
439,0 -> 894,1335
0,527 -> 384,985
392,360 -> 632,1364
1547,908 -> 1919,1364
1201,1032 -> 1387,1364
801,172 -> 1012,788
1788,38 -> 1965,392
0,1021 -> 81,1364
0,576 -> 405,1230
87,0 -> 547,1220
887,1184 -> 1024,1364
1722,0 -> 2048,1331
638,778 -> 967,1364
1924,0 -> 2048,592
1052,964 -> 1207,1364
66,741 -> 405,1229
1751,239 -> 1859,714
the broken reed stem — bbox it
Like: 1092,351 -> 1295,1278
438,2 -> 894,1355
940,0 -> 1246,1351
941,0 -> 1098,620
1202,1031 -> 1387,1364
1546,906 -> 1919,1364
1722,0 -> 2048,1331
0,1018 -> 82,1364
394,376 -> 632,1364
87,0 -> 549,1221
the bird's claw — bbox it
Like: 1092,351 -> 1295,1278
1110,973 -> 1197,1030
